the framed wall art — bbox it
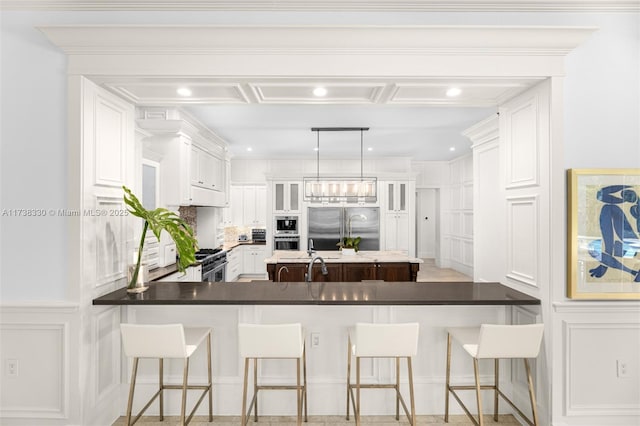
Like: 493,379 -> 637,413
567,169 -> 640,299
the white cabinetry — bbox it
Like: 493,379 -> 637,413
383,181 -> 412,254
274,181 -> 302,214
229,185 -> 267,227
191,145 -> 223,192
137,109 -> 229,207
226,248 -> 242,282
242,245 -> 267,275
156,264 -> 202,282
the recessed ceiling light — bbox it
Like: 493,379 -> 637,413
446,87 -> 462,97
313,87 -> 327,97
177,87 -> 192,97
449,147 -> 456,151
313,147 -> 319,151
367,147 -> 373,151
246,147 -> 253,152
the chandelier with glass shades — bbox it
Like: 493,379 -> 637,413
303,127 -> 377,203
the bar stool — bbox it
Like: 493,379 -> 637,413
238,323 -> 307,426
346,323 -> 420,426
445,323 -> 544,426
120,324 -> 213,426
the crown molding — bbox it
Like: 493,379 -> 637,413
2,0 -> 639,12
38,25 -> 598,57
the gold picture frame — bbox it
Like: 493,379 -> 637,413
567,169 -> 640,299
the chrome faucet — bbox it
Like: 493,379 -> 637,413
307,238 -> 316,257
277,266 -> 289,282
305,255 -> 328,282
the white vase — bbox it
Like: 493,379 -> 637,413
127,263 -> 149,293
341,248 -> 356,256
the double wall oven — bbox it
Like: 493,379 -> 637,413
274,216 -> 300,251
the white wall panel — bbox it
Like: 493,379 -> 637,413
0,305 -> 80,424
565,321 -> 640,416
0,324 -> 65,417
94,95 -> 127,187
506,196 -> 538,287
503,95 -> 539,188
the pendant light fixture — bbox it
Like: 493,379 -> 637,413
303,127 -> 377,202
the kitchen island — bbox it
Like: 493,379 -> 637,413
93,281 -> 538,417
265,250 -> 423,282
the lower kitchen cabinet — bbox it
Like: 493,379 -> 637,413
271,263 -> 342,282
384,212 -> 409,254
268,262 -> 417,282
376,263 -> 411,281
242,245 -> 267,275
226,248 -> 242,282
342,262 -> 411,281
342,263 -> 377,281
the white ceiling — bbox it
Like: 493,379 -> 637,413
104,77 -> 542,160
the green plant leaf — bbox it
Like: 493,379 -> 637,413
123,186 -> 198,285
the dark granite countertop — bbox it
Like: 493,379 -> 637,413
93,281 -> 540,306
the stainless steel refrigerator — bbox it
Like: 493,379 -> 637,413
307,207 -> 380,251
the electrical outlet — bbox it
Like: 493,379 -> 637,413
311,332 -> 320,348
6,359 -> 18,377
616,360 -> 628,378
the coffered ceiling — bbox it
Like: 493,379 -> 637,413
103,76 -> 539,160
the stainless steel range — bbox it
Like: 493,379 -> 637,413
195,248 -> 227,282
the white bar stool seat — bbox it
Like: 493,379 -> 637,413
238,323 -> 307,426
445,323 -> 544,426
120,324 -> 213,426
346,323 -> 419,426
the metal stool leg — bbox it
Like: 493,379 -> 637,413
241,358 -> 249,426
346,337 -> 352,420
159,358 -> 164,421
180,358 -> 190,426
473,358 -> 484,426
296,358 -> 302,426
253,358 -> 258,421
525,359 -> 539,426
303,345 -> 308,422
494,359 -> 499,422
126,358 -> 139,426
356,357 -> 361,426
395,357 -> 400,421
407,357 -> 416,426
207,332 -> 213,422
444,333 -> 451,423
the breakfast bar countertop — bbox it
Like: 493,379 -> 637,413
93,281 -> 540,306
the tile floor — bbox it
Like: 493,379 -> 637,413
416,259 -> 472,282
115,260 -> 485,425
113,414 -> 522,425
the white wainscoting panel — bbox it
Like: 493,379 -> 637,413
565,321 -> 640,416
506,195 -> 538,288
94,94 -> 128,187
502,94 -> 539,189
0,304 -> 80,424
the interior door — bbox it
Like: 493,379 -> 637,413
416,189 -> 437,258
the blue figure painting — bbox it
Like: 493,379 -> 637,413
588,185 -> 640,282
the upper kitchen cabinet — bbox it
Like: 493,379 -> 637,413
273,181 -> 302,214
381,180 -> 416,256
137,108 -> 229,207
230,184 -> 267,227
385,181 -> 408,213
191,145 -> 223,192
